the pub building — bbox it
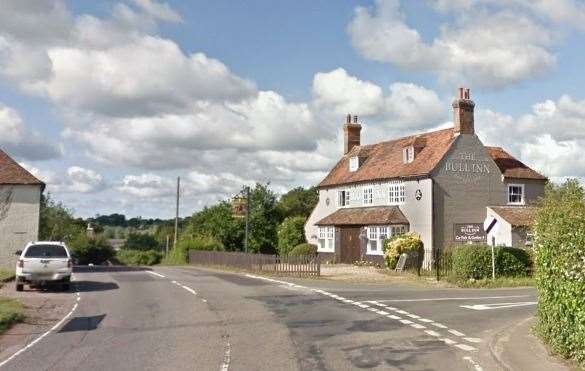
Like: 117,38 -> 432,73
304,88 -> 546,268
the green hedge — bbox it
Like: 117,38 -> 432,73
534,180 -> 585,365
450,245 -> 531,280
69,234 -> 115,265
116,249 -> 161,266
289,243 -> 317,257
160,235 -> 224,265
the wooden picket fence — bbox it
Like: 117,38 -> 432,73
188,250 -> 320,277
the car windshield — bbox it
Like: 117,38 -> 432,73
24,244 -> 68,258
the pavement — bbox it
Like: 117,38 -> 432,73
0,265 -> 568,371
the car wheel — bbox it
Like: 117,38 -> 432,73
16,283 -> 24,292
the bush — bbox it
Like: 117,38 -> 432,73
277,216 -> 306,256
160,235 -> 224,266
289,243 -> 317,257
69,234 -> 115,265
383,233 -> 424,269
534,180 -> 585,365
450,245 -> 532,280
123,233 -> 159,251
116,249 -> 161,266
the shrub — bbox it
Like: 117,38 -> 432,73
534,180 -> 585,365
277,216 -> 306,256
450,245 -> 532,280
116,249 -> 161,266
160,235 -> 224,266
383,233 -> 424,269
289,243 -> 317,257
123,233 -> 159,251
69,234 -> 115,265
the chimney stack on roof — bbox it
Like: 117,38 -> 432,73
343,113 -> 362,155
452,87 -> 475,136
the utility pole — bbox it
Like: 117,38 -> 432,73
166,235 -> 170,256
174,176 -> 180,247
244,186 -> 250,253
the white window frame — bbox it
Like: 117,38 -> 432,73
403,146 -> 414,164
363,186 -> 373,205
349,156 -> 359,172
337,189 -> 350,208
389,181 -> 405,205
390,225 -> 408,237
317,226 -> 335,252
508,184 -> 525,205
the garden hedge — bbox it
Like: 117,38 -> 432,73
534,180 -> 585,365
450,245 -> 531,280
289,243 -> 317,257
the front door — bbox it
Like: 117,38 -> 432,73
339,227 -> 361,263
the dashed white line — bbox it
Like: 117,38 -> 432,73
455,344 -> 477,352
146,271 -> 166,278
410,323 -> 426,329
425,330 -> 441,337
431,322 -> 448,329
464,337 -> 482,343
448,329 -> 466,337
463,356 -> 484,371
400,319 -> 414,325
219,338 -> 231,371
441,338 -> 457,345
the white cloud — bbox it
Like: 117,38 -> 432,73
348,0 -> 558,88
130,0 -> 183,23
0,102 -> 61,160
118,173 -> 175,198
67,166 -> 106,193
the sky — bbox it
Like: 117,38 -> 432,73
1,0 -> 585,219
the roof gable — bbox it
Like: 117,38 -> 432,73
0,149 -> 44,186
486,147 -> 547,180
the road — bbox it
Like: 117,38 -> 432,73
0,266 -> 537,371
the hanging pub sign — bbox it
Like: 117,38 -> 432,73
454,223 -> 486,242
231,195 -> 247,218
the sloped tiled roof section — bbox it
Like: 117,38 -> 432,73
316,206 -> 409,226
486,147 -> 546,180
489,206 -> 537,227
0,149 -> 44,186
318,128 -> 457,188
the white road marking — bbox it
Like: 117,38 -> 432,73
464,337 -> 483,343
399,319 -> 414,325
387,315 -> 402,320
431,322 -> 448,329
463,356 -> 484,371
0,291 -> 80,368
441,338 -> 457,345
375,295 -> 531,303
448,329 -> 466,337
219,338 -> 231,371
419,318 -> 434,323
376,310 -> 389,315
406,314 -> 421,319
455,344 -> 477,352
410,323 -> 426,329
460,301 -> 537,311
146,271 -> 166,278
425,330 -> 441,337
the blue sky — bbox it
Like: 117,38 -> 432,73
1,0 -> 584,218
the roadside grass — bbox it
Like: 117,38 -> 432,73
445,275 -> 535,288
0,298 -> 24,334
0,268 -> 15,282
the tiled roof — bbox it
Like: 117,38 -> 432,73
318,128 -> 547,188
485,147 -> 546,180
319,128 -> 456,188
0,149 -> 44,186
316,206 -> 409,226
489,206 -> 537,227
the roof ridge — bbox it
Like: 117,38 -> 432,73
0,148 -> 44,186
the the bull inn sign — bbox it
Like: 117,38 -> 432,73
454,223 -> 486,242
445,151 -> 490,183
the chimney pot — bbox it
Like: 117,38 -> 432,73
353,115 -> 358,124
343,115 -> 362,154
346,114 -> 352,124
453,87 -> 475,136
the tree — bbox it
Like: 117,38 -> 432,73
277,216 -> 307,256
247,183 -> 281,254
69,234 -> 115,265
123,233 -> 160,251
277,187 -> 318,219
39,193 -> 85,241
182,202 -> 244,251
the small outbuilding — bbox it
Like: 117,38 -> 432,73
485,206 -> 537,248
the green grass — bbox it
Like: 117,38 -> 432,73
446,276 -> 535,288
0,268 -> 15,282
0,298 -> 24,334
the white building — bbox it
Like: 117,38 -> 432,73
0,149 -> 44,267
305,89 -> 546,268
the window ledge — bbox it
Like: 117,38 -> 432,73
366,251 -> 384,256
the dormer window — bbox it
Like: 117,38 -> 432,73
349,156 -> 359,172
403,146 -> 414,164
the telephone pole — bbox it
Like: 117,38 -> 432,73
244,186 -> 250,253
174,176 -> 180,247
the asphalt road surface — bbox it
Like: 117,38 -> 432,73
0,266 -> 537,371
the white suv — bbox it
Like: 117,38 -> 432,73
15,242 -> 73,291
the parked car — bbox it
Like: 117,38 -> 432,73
15,242 -> 73,291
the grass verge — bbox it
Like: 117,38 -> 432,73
0,298 -> 24,334
0,268 -> 15,282
446,276 -> 535,288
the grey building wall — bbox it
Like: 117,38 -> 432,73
0,185 -> 42,267
432,134 -> 507,252
504,179 -> 545,205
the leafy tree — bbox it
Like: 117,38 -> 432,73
182,202 -> 244,251
277,216 -> 307,256
39,193 -> 85,241
277,187 -> 318,219
247,183 -> 281,254
68,234 -> 115,265
123,233 -> 159,251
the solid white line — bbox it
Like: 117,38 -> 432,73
0,296 -> 80,368
375,295 -> 531,303
448,329 -> 466,337
146,271 -> 165,278
460,301 -> 537,311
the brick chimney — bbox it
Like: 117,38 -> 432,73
452,87 -> 475,136
344,114 -> 362,154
